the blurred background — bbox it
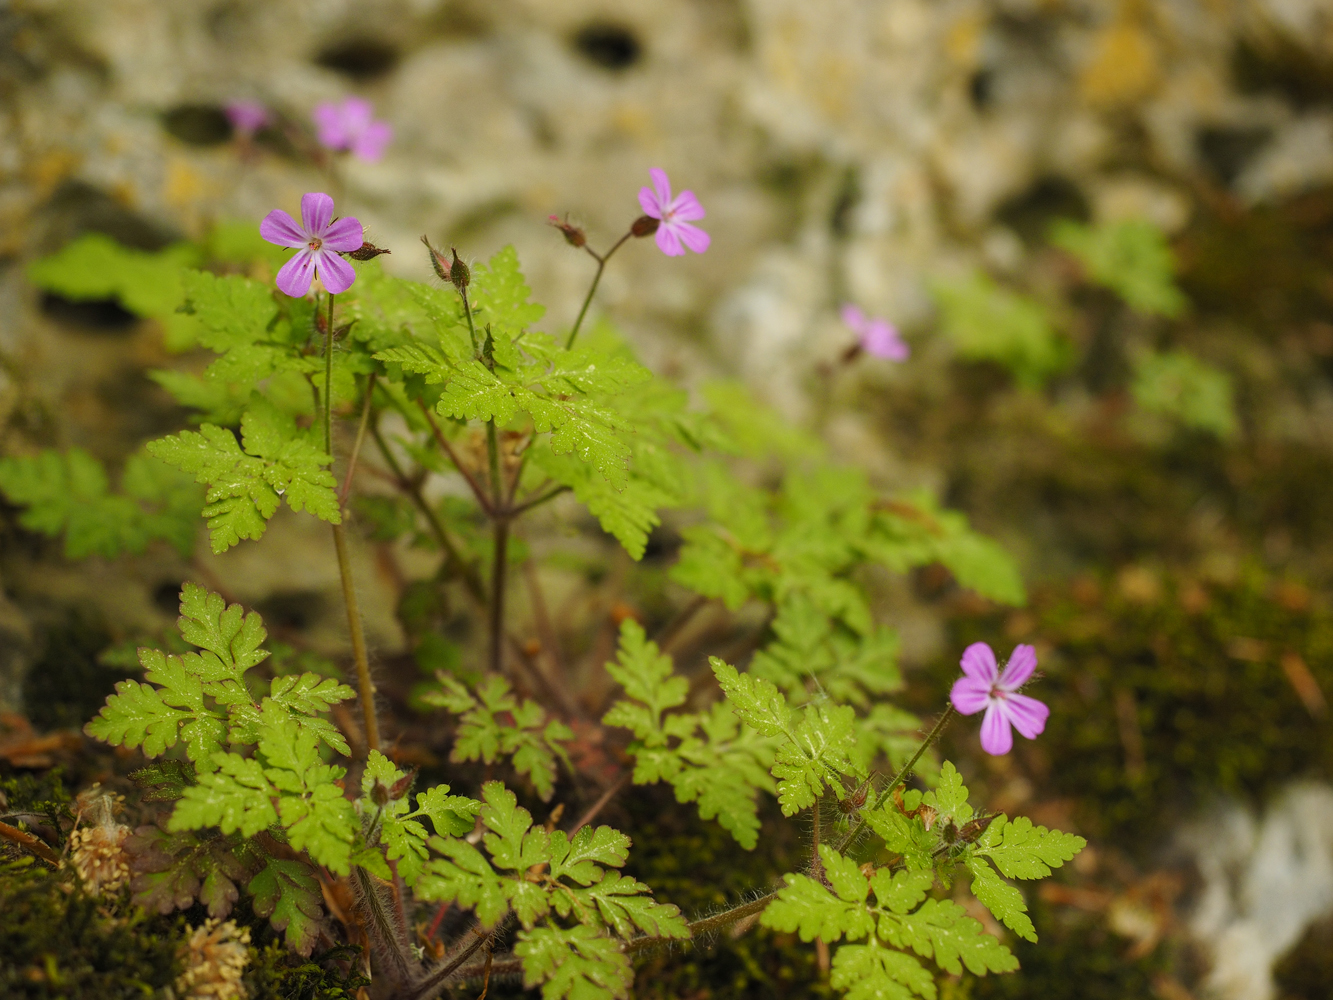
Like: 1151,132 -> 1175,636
4,1 -> 1333,998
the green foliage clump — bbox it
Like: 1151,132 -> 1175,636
1130,349 -> 1238,440
0,448 -> 201,559
931,272 -> 1071,389
1051,218 -> 1187,318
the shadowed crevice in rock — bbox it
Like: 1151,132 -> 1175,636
572,22 -> 642,71
315,37 -> 400,80
162,103 -> 232,146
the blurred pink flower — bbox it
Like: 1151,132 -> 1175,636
312,98 -> 393,162
225,100 -> 270,137
950,642 -> 1049,756
637,168 -> 710,257
841,305 -> 909,361
260,192 -> 363,297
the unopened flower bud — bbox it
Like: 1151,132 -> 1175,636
548,214 -> 587,248
370,780 -> 391,807
631,215 -> 660,238
449,248 -> 470,293
389,768 -> 417,801
348,241 -> 391,261
422,235 -> 451,282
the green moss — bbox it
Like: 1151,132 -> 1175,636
0,858 -> 184,999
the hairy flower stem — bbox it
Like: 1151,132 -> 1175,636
834,704 -> 956,854
352,864 -> 413,983
419,403 -> 494,516
322,292 -> 380,755
333,523 -> 378,754
462,286 -> 479,357
565,232 -> 632,350
405,922 -> 504,1000
489,517 -> 510,677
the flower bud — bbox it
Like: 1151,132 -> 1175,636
421,235 -> 451,282
449,248 -> 470,293
370,780 -> 391,807
389,768 -> 417,801
348,241 -> 391,261
548,214 -> 587,248
631,215 -> 660,238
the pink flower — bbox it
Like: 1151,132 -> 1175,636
950,642 -> 1049,756
225,100 -> 270,137
638,168 -> 710,257
260,192 -> 364,297
312,98 -> 393,162
841,305 -> 909,361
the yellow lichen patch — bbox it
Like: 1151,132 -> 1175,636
175,919 -> 252,1000
1080,23 -> 1160,107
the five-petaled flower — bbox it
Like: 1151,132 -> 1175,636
224,100 -> 270,137
841,304 -> 909,361
260,192 -> 364,297
312,97 -> 393,162
638,168 -> 710,257
950,642 -> 1049,756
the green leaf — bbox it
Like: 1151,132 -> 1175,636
180,270 -> 279,352
27,233 -> 200,319
864,806 -> 936,873
84,679 -> 191,757
711,658 -> 793,737
249,857 -> 325,955
469,245 -> 546,335
762,847 -> 875,942
480,781 -> 550,871
176,582 -> 269,681
127,823 -> 260,919
169,752 -> 278,837
602,621 -> 687,742
257,713 -> 357,873
974,815 -> 1086,880
414,784 -> 481,837
771,702 -> 863,815
965,857 -> 1036,942
515,924 -> 633,1000
148,401 -> 339,553
877,899 -> 1018,976
549,825 -> 631,885
923,762 -> 973,826
832,942 -> 936,1000
417,837 -> 510,927
572,871 -> 689,940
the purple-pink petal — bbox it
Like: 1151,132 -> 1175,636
301,192 -> 335,236
226,100 -> 269,135
1000,693 -> 1049,740
668,190 -> 706,222
674,221 -> 711,254
979,704 -> 1014,756
841,304 -> 868,333
312,102 -> 349,149
998,644 -> 1037,689
351,121 -> 393,162
655,225 -> 684,257
323,216 -> 365,253
260,209 -> 308,249
959,642 -> 999,685
862,320 -> 908,360
950,676 -> 992,716
649,168 -> 672,209
315,251 -> 357,294
276,250 -> 318,297
638,186 -> 663,218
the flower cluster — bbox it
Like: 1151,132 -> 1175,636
174,919 -> 252,1000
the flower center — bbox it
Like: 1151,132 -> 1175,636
989,685 -> 1008,700
308,237 -> 323,252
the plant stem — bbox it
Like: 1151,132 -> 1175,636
834,704 -> 956,854
565,232 -> 632,350
462,287 -> 479,356
568,771 -> 630,835
0,820 -> 59,865
323,292 -> 379,756
489,518 -> 509,677
624,891 -> 779,955
352,864 -> 413,982
340,374 -> 376,503
406,922 -> 503,1000
333,522 -> 378,754
486,421 -> 503,509
419,402 -> 494,516
509,485 -> 570,517
324,292 -> 335,455
370,421 -> 485,604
